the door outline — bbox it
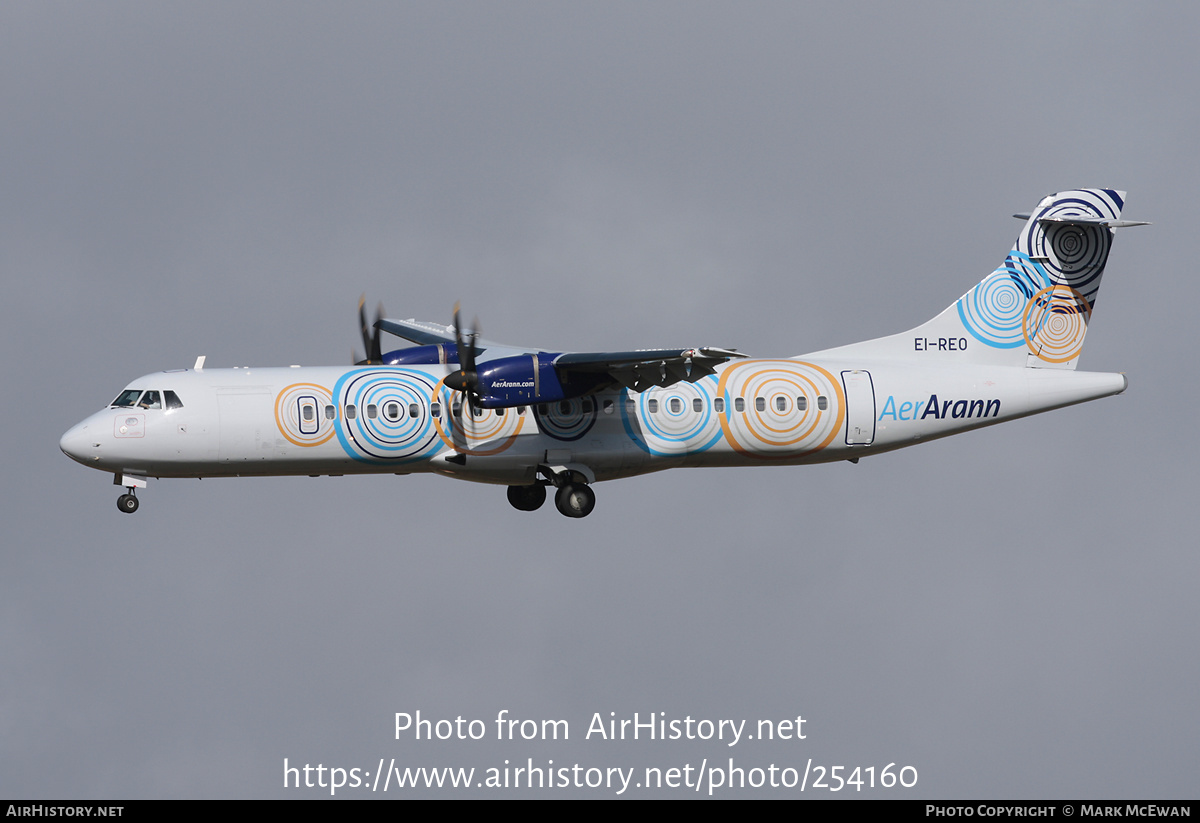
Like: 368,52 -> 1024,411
841,370 -> 876,446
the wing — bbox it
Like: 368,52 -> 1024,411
553,347 -> 748,391
377,316 -> 746,404
375,318 -> 459,347
376,318 -> 540,361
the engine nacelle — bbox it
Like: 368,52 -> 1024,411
383,344 -> 459,366
476,354 -> 608,408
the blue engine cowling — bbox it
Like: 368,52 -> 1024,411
382,344 -> 460,366
476,354 -> 607,407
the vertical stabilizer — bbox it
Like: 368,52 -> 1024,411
809,189 -> 1143,368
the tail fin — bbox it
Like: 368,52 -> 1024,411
812,189 -> 1144,369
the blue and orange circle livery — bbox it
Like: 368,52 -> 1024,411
1023,285 -> 1090,363
333,369 -> 443,464
535,397 -> 598,442
1023,189 -> 1119,303
622,381 -> 722,456
432,380 -> 525,456
274,383 -> 337,447
716,360 -> 844,458
957,252 -> 1050,349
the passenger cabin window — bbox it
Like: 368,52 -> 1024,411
775,396 -> 788,413
164,391 -> 184,410
384,402 -> 400,421
735,398 -> 745,413
714,397 -> 725,413
817,395 -> 828,411
603,400 -> 613,414
431,402 -> 441,418
693,398 -> 703,413
755,397 -> 765,412
367,404 -> 378,419
346,404 -> 357,420
669,397 -> 682,414
796,396 -> 807,411
324,405 -> 336,420
302,404 -> 315,422
409,403 -> 419,419
648,399 -> 658,413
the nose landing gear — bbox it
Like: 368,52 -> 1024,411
113,473 -> 146,514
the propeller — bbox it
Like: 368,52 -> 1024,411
354,295 -> 385,365
443,303 -> 481,412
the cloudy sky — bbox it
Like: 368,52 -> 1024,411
4,1 -> 1197,798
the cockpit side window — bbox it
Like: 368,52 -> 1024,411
112,390 -> 142,408
164,391 -> 184,410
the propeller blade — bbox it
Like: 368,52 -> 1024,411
355,295 -> 387,365
449,304 -> 481,410
370,301 -> 385,364
467,316 -> 480,375
358,295 -> 374,363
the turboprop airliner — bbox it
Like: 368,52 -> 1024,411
61,189 -> 1144,517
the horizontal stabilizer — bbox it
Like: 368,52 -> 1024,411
1015,212 -> 1149,228
1039,215 -> 1149,228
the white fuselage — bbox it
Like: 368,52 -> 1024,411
60,356 -> 1127,487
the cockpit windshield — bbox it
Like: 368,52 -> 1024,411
111,389 -> 184,410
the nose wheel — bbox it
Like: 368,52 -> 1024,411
117,491 -> 139,514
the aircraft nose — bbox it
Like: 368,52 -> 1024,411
59,420 -> 95,464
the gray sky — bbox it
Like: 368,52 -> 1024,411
4,1 -> 1197,798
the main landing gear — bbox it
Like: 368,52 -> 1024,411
507,467 -> 597,518
506,483 -> 547,511
117,491 -> 139,514
554,483 -> 595,518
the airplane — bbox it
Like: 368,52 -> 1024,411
60,189 -> 1145,518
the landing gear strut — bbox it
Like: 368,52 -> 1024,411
117,491 -> 139,514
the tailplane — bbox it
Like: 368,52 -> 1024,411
811,189 -> 1145,368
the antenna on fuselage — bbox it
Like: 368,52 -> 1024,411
193,356 -> 206,370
